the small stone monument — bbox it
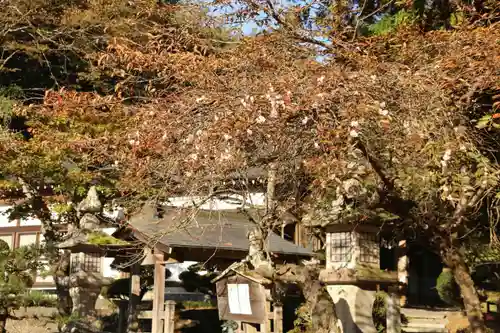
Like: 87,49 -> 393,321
319,224 -> 399,333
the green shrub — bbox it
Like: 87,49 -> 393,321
55,312 -> 83,328
22,290 -> 57,307
436,269 -> 461,306
287,303 -> 312,333
181,300 -> 216,309
373,291 -> 388,333
372,291 -> 408,333
367,10 -> 416,36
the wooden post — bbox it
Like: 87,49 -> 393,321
117,300 -> 127,333
127,263 -> 141,333
152,251 -> 166,333
163,300 -> 175,333
386,286 -> 402,333
261,301 -> 271,333
273,305 -> 283,333
397,239 -> 409,307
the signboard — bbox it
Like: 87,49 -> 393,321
227,283 -> 252,315
215,274 -> 266,323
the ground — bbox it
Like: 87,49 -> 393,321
6,308 -> 58,333
5,304 -> 221,333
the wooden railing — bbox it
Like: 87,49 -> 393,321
114,299 -> 176,333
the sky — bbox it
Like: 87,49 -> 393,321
199,0 -> 336,63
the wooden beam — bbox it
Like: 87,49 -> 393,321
151,251 -> 166,333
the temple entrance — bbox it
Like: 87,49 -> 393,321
407,244 -> 445,308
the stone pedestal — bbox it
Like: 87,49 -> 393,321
67,270 -> 109,331
327,285 -> 377,333
69,286 -> 101,318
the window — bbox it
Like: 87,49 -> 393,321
70,253 -> 80,274
359,233 -> 379,264
18,233 -> 38,247
83,253 -> 102,273
330,232 -> 353,263
70,253 -> 102,273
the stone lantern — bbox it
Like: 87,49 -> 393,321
57,187 -> 112,331
324,224 -> 380,270
319,224 -> 399,333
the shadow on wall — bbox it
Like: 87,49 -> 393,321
335,298 -> 363,333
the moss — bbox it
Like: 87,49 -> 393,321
87,232 -> 128,245
436,269 -> 461,306
355,264 -> 398,282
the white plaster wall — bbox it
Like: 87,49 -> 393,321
0,204 -> 45,226
0,205 -> 17,227
101,227 -> 117,235
19,215 -> 43,226
167,193 -> 266,210
36,263 -> 55,284
103,257 -> 121,279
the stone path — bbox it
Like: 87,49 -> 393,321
402,308 -> 456,333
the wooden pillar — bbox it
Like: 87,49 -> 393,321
261,301 -> 271,333
163,300 -> 175,333
397,240 -> 409,307
117,301 -> 128,333
386,286 -> 402,333
152,251 -> 166,333
127,263 -> 141,333
273,305 -> 283,333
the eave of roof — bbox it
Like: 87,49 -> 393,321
123,206 -> 313,258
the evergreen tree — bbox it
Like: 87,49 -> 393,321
0,240 -> 43,333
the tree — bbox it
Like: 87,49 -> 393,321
213,0 -> 498,47
109,27 -> 498,332
0,240 -> 43,333
0,0 -> 235,318
0,0 -> 498,332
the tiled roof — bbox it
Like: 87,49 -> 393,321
127,206 -> 313,257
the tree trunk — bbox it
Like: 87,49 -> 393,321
443,248 -> 486,333
0,311 -> 7,333
54,250 -> 73,317
302,278 -> 341,333
277,265 -> 341,333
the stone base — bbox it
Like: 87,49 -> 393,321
326,285 -> 377,333
69,286 -> 101,318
